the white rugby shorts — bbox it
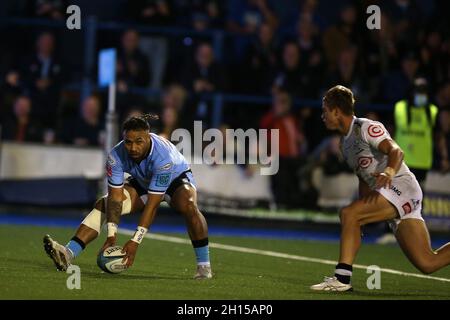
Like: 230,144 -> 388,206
377,173 -> 424,232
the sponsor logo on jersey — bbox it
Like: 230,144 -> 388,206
158,163 -> 172,171
368,124 -> 384,137
390,185 -> 402,196
411,199 -> 421,210
358,157 -> 373,168
107,154 -> 116,166
155,173 -> 171,187
106,164 -> 112,177
106,154 -> 117,177
402,202 -> 412,215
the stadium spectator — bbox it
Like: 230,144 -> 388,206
420,30 -> 448,91
127,0 -> 173,26
436,81 -> 450,111
394,77 -> 438,187
60,95 -> 104,146
123,107 -> 145,123
317,134 -> 352,177
117,29 -> 151,90
152,84 -> 187,136
309,134 -> 354,211
322,4 -> 360,72
0,69 -> 23,120
158,106 -> 179,140
271,41 -> 313,98
175,0 -> 225,31
20,32 -> 63,130
181,42 -> 226,128
431,0 -> 450,37
161,84 -> 188,128
260,91 -> 306,209
385,0 -> 423,49
126,1 -> 172,89
272,0 -> 325,41
29,0 -> 67,20
226,0 -> 279,61
181,43 -> 220,93
241,22 -> 277,94
162,84 -> 188,113
291,17 -> 331,147
327,46 -> 369,103
1,95 -> 44,142
226,0 -> 278,35
116,29 -> 151,118
293,18 -> 324,97
296,0 -> 326,32
435,108 -> 450,173
361,12 -> 398,101
381,51 -> 420,103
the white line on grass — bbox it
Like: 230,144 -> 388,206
119,229 -> 450,283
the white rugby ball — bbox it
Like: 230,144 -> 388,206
97,246 -> 128,274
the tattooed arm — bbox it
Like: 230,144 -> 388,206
100,186 -> 124,252
106,186 -> 124,224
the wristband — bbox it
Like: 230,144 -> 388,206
131,226 -> 148,244
384,167 -> 396,178
107,222 -> 118,237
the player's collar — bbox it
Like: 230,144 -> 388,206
344,116 -> 356,140
148,133 -> 154,159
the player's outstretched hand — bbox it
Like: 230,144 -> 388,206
99,236 -> 116,254
371,172 -> 392,189
122,240 -> 139,268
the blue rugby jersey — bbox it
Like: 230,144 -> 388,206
106,133 -> 192,194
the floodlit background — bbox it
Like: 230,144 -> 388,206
0,0 -> 449,299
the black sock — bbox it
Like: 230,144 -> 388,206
71,236 -> 86,249
191,238 -> 208,248
335,263 -> 353,284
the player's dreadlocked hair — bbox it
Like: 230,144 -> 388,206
122,113 -> 159,132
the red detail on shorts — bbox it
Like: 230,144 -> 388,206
368,124 -> 384,137
402,202 -> 412,215
358,157 -> 373,169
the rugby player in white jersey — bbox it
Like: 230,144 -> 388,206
311,85 -> 450,292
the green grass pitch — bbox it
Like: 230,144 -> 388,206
1,224 -> 449,300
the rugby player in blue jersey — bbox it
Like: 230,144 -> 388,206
44,114 -> 212,279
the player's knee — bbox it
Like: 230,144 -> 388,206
340,206 -> 363,226
94,196 -> 106,211
121,189 -> 132,214
340,207 -> 354,223
173,187 -> 197,215
185,199 -> 199,218
178,196 -> 199,219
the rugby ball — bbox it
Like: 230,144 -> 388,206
97,246 -> 128,274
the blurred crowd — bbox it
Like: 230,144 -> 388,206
0,0 -> 449,209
